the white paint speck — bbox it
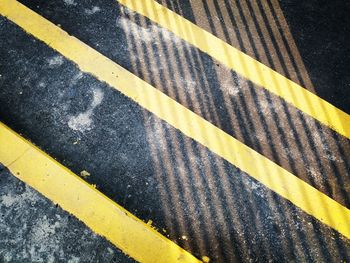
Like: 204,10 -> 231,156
306,167 -> 324,184
48,56 -> 64,67
148,119 -> 168,151
85,6 -> 101,15
63,0 -> 76,6
68,112 -> 93,132
90,88 -> 104,107
258,99 -> 284,116
118,17 -> 179,44
67,256 -> 80,263
222,76 -> 242,96
183,78 -> 197,93
242,175 -> 266,199
1,194 -> 17,207
71,72 -> 83,86
3,252 -> 12,262
1,188 -> 39,208
31,216 -> 61,241
107,247 -> 114,254
38,81 -> 46,88
68,89 -> 104,132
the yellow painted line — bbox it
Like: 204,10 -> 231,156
0,0 -> 349,242
117,0 -> 350,140
0,122 -> 201,263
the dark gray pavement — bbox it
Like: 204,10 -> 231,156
0,0 -> 350,262
0,165 -> 135,263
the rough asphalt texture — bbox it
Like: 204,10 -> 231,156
0,165 -> 135,263
0,0 -> 350,262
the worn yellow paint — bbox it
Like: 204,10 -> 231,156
0,122 -> 201,263
0,0 -> 349,242
117,0 -> 350,141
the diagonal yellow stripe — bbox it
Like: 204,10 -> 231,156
0,0 -> 349,244
0,122 -> 201,263
116,0 -> 350,140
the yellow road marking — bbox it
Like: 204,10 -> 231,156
0,0 -> 349,241
117,0 -> 350,140
0,122 -> 201,263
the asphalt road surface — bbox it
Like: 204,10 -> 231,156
0,0 -> 350,262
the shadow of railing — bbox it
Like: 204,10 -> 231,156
118,0 -> 350,261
